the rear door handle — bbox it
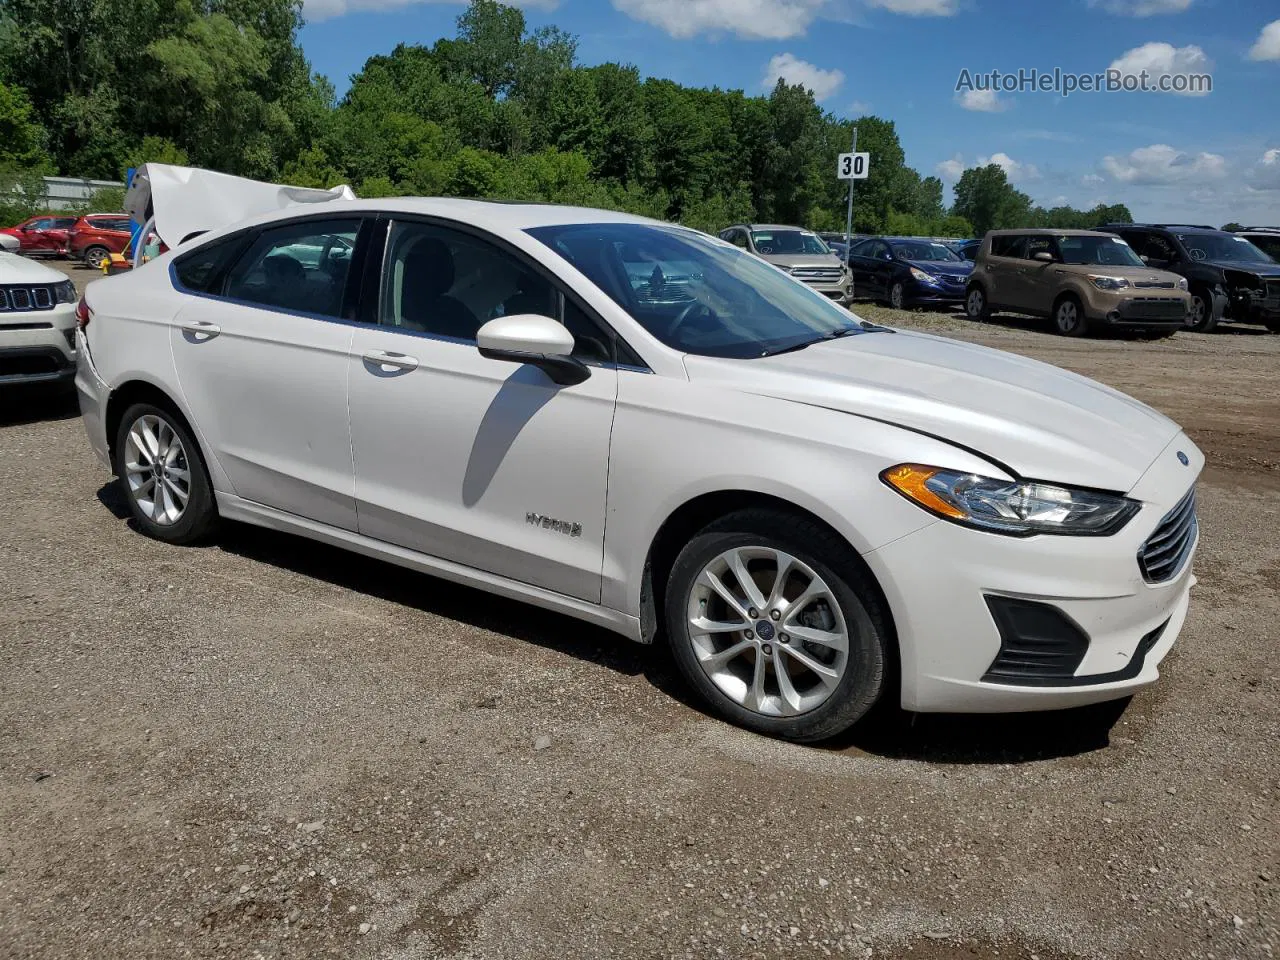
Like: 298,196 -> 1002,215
179,320 -> 220,340
362,350 -> 419,372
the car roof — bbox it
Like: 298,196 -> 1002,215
741,224 -> 814,232
987,228 -> 1117,237
1099,222 -> 1221,233
205,197 -> 675,239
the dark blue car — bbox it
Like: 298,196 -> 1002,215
847,236 -> 974,309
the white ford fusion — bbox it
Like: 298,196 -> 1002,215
76,189 -> 1201,741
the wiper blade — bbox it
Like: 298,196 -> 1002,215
760,325 -> 863,357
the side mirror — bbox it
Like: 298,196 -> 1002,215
1033,251 -> 1055,263
477,314 -> 589,386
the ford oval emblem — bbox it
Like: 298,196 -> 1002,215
1177,451 -> 1190,466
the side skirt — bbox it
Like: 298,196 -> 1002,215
215,493 -> 643,642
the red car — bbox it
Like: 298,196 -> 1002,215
67,213 -> 134,269
0,214 -> 77,256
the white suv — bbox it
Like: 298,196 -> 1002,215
75,199 -> 1201,742
0,251 -> 78,386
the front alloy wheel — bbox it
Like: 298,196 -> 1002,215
688,547 -> 850,717
965,286 -> 988,322
666,510 -> 889,742
1186,291 -> 1218,333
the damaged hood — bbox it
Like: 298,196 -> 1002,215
682,328 -> 1181,493
125,163 -> 356,250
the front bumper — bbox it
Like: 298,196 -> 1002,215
863,434 -> 1203,713
0,304 -> 77,384
801,280 -> 854,304
907,278 -> 968,304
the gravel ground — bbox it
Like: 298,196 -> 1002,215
1,269 -> 1276,960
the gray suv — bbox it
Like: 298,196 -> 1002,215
719,224 -> 854,305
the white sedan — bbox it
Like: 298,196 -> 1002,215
74,198 -> 1201,741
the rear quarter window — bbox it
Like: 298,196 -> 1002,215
172,234 -> 249,294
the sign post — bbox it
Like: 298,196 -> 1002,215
837,131 -> 870,254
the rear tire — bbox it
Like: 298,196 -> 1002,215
83,246 -> 110,270
1053,294 -> 1088,337
113,402 -> 218,545
664,509 -> 890,743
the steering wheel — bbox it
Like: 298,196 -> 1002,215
669,300 -> 714,340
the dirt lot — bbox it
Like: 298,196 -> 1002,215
1,265 -> 1277,960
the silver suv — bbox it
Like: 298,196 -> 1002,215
719,224 -> 853,304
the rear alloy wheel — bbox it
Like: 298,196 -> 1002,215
666,510 -> 889,742
1186,289 -> 1219,333
888,281 -> 906,311
83,245 -> 110,270
965,285 -> 990,322
1054,296 -> 1088,337
114,403 -> 217,544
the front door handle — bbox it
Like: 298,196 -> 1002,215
179,320 -> 220,340
362,350 -> 419,372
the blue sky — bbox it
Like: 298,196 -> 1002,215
299,0 -> 1280,225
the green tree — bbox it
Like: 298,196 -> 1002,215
952,164 -> 1032,235
0,81 -> 50,169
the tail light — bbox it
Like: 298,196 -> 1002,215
75,298 -> 92,330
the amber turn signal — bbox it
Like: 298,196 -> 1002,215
880,464 -> 968,520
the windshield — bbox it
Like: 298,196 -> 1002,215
1058,235 -> 1144,267
750,229 -> 830,256
528,223 -> 870,358
1178,233 -> 1272,264
889,241 -> 961,263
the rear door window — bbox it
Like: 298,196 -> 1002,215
224,219 -> 361,319
990,236 -> 1025,259
172,234 -> 251,294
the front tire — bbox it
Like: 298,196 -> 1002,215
1186,288 -> 1218,333
664,509 -> 890,743
113,402 -> 217,544
965,285 -> 991,322
83,246 -> 110,270
888,281 -> 906,311
1053,294 -> 1088,337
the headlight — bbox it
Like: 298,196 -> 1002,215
1089,275 -> 1130,291
881,464 -> 1140,537
909,267 -> 937,284
54,280 -> 77,304
1177,277 -> 1188,291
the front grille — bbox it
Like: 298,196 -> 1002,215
1138,488 -> 1197,584
1133,280 -> 1176,289
791,267 -> 843,284
0,352 -> 62,377
0,285 -> 57,312
1124,298 -> 1187,320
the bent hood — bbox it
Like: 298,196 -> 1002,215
682,328 -> 1180,492
125,163 -> 356,250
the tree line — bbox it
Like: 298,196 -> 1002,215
0,0 -> 1133,237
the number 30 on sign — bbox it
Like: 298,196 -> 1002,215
837,152 -> 870,180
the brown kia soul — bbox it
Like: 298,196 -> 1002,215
965,229 -> 1190,336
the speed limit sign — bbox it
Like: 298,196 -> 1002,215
837,152 -> 870,180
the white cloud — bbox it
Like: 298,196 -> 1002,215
862,0 -> 958,14
1247,149 -> 1280,190
1249,20 -> 1280,61
1088,0 -> 1192,15
936,154 -> 965,181
612,0 -> 826,39
303,0 -> 556,21
1082,173 -> 1105,185
847,100 -> 871,115
763,53 -> 845,100
1101,144 -> 1227,184
955,88 -> 1009,112
978,152 -> 1040,182
1108,42 -> 1213,96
